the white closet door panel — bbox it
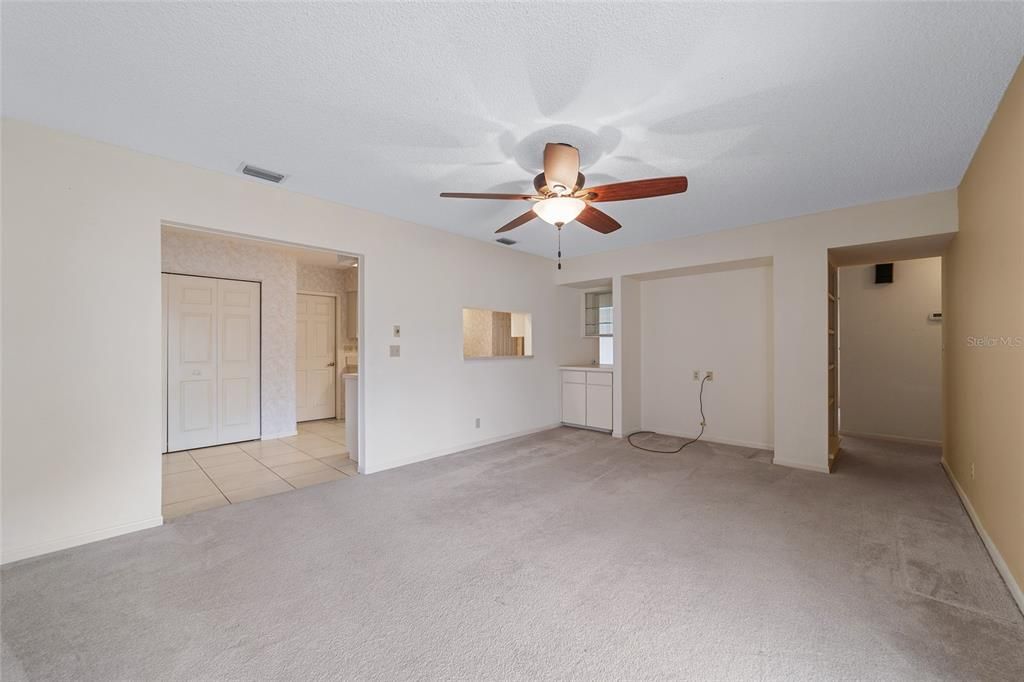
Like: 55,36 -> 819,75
167,275 -> 218,451
180,380 -> 215,431
217,279 -> 260,443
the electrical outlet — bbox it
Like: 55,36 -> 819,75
388,344 -> 400,358
705,371 -> 714,381
692,370 -> 700,381
475,417 -> 481,429
971,462 -> 975,480
393,325 -> 401,338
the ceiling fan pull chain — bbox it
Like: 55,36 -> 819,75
557,225 -> 562,270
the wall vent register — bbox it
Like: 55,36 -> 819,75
241,164 -> 286,183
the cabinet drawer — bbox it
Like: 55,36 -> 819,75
586,371 -> 612,386
561,371 -> 586,384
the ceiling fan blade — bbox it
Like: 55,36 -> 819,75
582,176 -> 688,202
440,192 -> 535,200
495,210 -> 537,233
543,143 -> 580,193
575,205 -> 621,234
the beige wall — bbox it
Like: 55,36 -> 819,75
555,287 -> 599,366
640,263 -> 774,449
839,258 -> 942,445
944,60 -> 1024,597
462,308 -> 493,358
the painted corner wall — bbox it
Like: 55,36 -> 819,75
555,287 -> 599,367
839,258 -> 943,445
613,276 -> 642,437
0,120 -> 563,563
944,60 -> 1024,595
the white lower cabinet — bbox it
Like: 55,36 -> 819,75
561,382 -> 587,426
585,385 -> 613,430
560,370 -> 613,432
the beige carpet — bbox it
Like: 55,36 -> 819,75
2,428 -> 1022,680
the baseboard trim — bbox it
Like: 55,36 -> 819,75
839,430 -> 941,447
1,516 -> 164,566
363,423 -> 562,474
773,457 -> 831,474
940,459 -> 1024,616
262,430 -> 298,441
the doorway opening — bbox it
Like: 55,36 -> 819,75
160,224 -> 362,520
828,236 -> 948,470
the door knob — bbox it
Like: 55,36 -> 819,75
327,362 -> 336,367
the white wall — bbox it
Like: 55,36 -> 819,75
555,286 -> 598,366
641,264 -> 774,449
614,276 -> 642,436
557,191 -> 958,472
839,257 -> 942,444
1,120 -> 563,562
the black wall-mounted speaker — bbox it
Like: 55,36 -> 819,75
875,263 -> 894,284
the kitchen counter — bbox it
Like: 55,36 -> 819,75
560,365 -> 614,373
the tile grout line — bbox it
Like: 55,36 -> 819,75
187,452 -> 233,506
162,453 -> 228,511
199,444 -> 298,498
164,425 -> 353,515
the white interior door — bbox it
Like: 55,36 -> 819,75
217,279 -> 261,443
167,275 -> 260,451
296,293 -> 336,422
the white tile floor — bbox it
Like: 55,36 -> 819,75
162,419 -> 356,520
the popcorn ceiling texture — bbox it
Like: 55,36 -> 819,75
3,3 -> 1022,257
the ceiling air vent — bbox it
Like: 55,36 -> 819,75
241,164 -> 286,183
496,237 -> 517,246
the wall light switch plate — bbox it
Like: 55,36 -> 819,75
692,370 -> 700,381
393,325 -> 401,338
389,344 -> 400,358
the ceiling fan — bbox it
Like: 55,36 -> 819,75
439,142 -> 688,267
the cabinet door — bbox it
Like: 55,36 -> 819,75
585,385 -> 613,430
561,382 -> 587,426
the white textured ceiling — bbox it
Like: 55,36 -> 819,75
3,2 -> 1021,258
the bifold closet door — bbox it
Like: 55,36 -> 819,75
216,279 -> 261,443
167,275 -> 260,452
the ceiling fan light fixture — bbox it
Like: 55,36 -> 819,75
532,197 -> 585,227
